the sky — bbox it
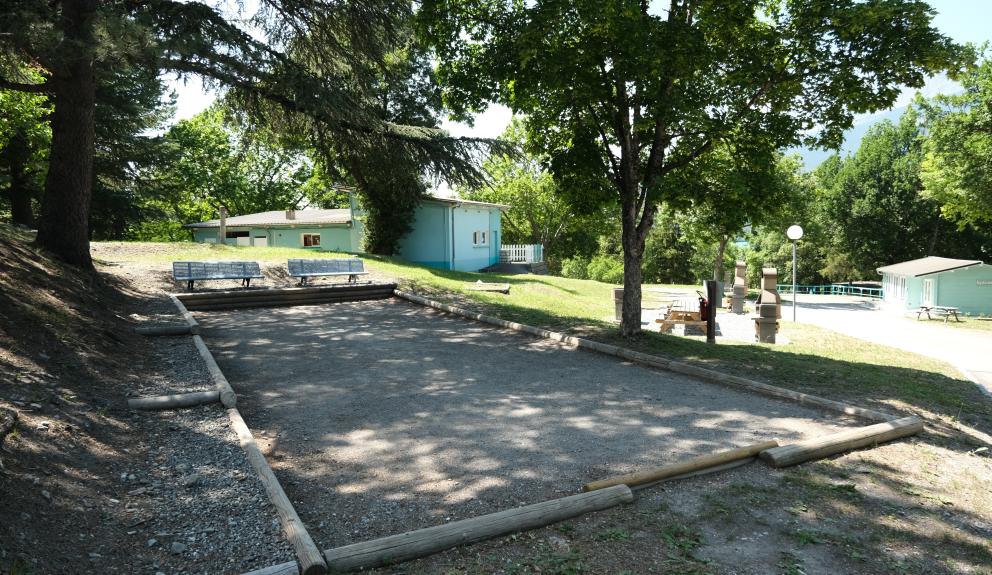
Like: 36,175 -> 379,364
165,0 -> 991,166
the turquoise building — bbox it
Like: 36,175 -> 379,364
877,257 -> 992,316
186,196 -> 507,272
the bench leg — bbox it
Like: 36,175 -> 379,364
187,280 -> 194,291
348,274 -> 356,283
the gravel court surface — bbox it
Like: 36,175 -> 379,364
195,298 -> 859,549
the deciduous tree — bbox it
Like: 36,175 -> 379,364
420,0 -> 963,335
460,119 -> 577,266
0,73 -> 50,228
919,58 -> 992,228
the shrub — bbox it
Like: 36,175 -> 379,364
586,254 -> 624,284
560,256 -> 591,280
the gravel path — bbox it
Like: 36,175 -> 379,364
196,298 -> 859,552
96,264 -> 296,574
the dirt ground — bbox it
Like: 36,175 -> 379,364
195,298 -> 877,570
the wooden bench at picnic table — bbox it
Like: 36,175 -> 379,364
172,261 -> 263,291
287,258 -> 370,286
916,305 -> 962,323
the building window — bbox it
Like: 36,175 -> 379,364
225,231 -> 249,239
473,230 -> 488,246
302,233 -> 321,247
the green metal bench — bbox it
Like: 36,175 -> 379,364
287,258 -> 369,286
172,261 -> 263,291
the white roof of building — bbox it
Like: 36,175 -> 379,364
424,197 -> 510,210
876,256 -> 984,277
186,209 -> 352,229
186,196 -> 509,229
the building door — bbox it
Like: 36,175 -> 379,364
253,236 -> 268,247
922,278 -> 934,307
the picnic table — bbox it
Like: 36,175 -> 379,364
654,296 -> 707,333
916,305 -> 962,323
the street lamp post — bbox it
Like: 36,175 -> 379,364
786,225 -> 804,322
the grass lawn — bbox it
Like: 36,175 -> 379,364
90,240 -> 992,575
909,315 -> 992,332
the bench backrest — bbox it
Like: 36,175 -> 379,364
173,261 -> 262,281
287,258 -> 365,276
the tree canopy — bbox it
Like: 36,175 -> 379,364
419,0 -> 964,335
919,57 -> 992,228
460,119 -> 580,267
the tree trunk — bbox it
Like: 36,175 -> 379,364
619,193 -> 645,337
713,237 -> 728,281
35,0 -> 98,269
927,211 -> 940,255
3,130 -> 35,228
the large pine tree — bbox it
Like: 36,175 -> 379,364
0,1 -> 495,267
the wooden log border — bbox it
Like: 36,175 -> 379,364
175,284 -> 397,311
192,335 -> 238,408
228,407 -> 327,575
760,416 -> 924,468
583,440 -> 779,492
127,390 -> 220,411
242,485 -> 634,575
392,290 -> 895,423
168,294 -> 201,334
166,293 -> 327,574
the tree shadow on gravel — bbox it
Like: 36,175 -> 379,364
192,297 -> 992,575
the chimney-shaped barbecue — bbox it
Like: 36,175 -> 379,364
218,206 -> 227,244
286,209 -> 296,220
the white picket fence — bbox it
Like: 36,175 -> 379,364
500,244 -> 544,263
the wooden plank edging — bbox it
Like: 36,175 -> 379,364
392,290 -> 895,423
127,390 -> 220,411
242,485 -> 633,575
228,408 -> 327,575
760,416 -> 925,468
173,283 -> 396,301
